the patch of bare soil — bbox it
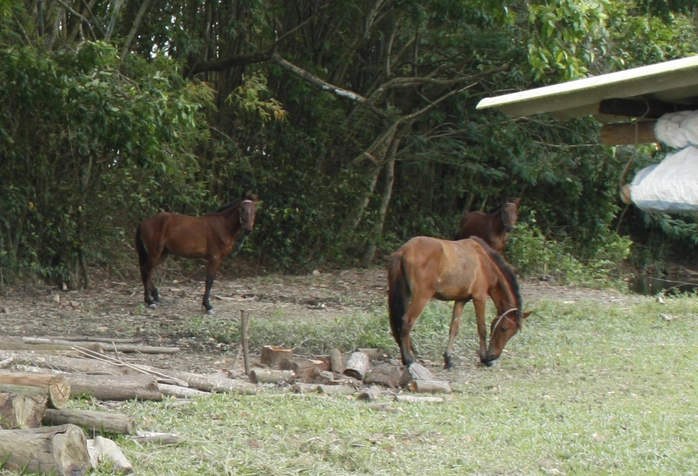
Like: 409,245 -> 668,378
0,268 -> 641,374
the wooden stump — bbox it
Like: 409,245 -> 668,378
0,392 -> 48,429
0,371 -> 71,409
261,345 -> 293,369
43,408 -> 137,435
343,351 -> 370,381
0,424 -> 91,475
365,363 -> 403,388
328,348 -> 346,374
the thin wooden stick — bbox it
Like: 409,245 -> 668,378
241,310 -> 251,375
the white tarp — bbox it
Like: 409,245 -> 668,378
630,146 -> 698,212
627,111 -> 698,213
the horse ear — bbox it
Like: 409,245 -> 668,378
514,198 -> 522,206
523,311 -> 532,319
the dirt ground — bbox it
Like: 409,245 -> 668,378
0,267 -> 641,375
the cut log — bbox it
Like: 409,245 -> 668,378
43,408 -> 137,435
7,352 -> 131,375
0,356 -> 14,369
317,384 -> 356,396
131,431 -> 183,445
260,345 -> 293,369
9,352 -> 258,394
0,392 -> 48,429
358,348 -> 385,360
249,369 -> 295,384
394,394 -> 445,403
32,335 -> 143,344
87,436 -> 134,475
279,356 -> 331,375
343,351 -> 370,381
399,362 -> 434,387
0,424 -> 91,475
408,379 -> 452,394
0,337 -> 103,353
66,374 -> 163,401
0,371 -> 71,409
328,348 -> 346,373
158,383 -> 211,399
356,386 -> 385,401
365,363 -> 403,388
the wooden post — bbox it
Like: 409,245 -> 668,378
241,310 -> 251,375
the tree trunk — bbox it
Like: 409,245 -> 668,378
120,0 -> 152,60
0,424 -> 91,475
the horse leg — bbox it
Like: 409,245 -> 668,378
473,297 -> 492,366
444,299 -> 468,369
202,257 -> 221,314
400,293 -> 431,366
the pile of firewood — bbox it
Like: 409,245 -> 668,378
0,331 -> 452,475
254,344 -> 453,399
0,335 -> 257,475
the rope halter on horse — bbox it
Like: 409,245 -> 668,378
491,308 -> 519,333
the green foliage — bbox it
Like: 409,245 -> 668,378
507,220 -> 631,286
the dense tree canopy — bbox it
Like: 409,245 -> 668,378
0,0 -> 696,288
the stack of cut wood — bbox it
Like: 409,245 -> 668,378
253,345 -> 452,400
0,335 -> 259,475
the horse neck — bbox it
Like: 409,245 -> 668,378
491,266 -> 520,317
218,204 -> 242,233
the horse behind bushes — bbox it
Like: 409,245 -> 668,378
135,195 -> 258,313
455,198 -> 521,254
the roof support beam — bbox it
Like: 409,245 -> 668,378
600,121 -> 657,145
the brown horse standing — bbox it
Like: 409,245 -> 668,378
455,198 -> 521,253
135,195 -> 258,313
387,236 -> 530,368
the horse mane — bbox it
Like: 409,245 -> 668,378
487,203 -> 504,214
215,198 -> 243,213
470,237 -> 524,325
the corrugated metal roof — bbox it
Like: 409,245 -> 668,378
476,55 -> 698,123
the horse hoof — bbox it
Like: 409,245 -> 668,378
148,303 -> 158,309
205,309 -> 215,315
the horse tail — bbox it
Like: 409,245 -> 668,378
135,223 -> 148,268
387,253 -> 410,344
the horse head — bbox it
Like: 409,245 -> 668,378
500,198 -> 521,232
239,196 -> 258,233
483,308 -> 532,366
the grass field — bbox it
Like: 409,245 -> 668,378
81,293 -> 698,475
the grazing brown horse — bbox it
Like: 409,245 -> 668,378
455,198 -> 521,253
387,236 -> 530,368
135,195 -> 258,313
